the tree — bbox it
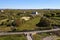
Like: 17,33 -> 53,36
11,19 -> 21,27
36,17 -> 51,27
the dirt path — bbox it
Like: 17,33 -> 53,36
42,35 -> 58,40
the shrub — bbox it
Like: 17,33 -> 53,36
36,17 -> 51,27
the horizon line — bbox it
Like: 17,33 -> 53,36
0,8 -> 60,10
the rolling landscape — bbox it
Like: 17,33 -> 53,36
0,0 -> 60,40
0,9 -> 60,40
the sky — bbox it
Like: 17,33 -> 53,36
0,0 -> 60,9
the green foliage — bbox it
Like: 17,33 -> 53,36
0,9 -> 60,31
33,33 -> 49,40
36,17 -> 51,27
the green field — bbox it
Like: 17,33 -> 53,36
17,16 -> 41,31
0,35 -> 27,40
33,33 -> 49,40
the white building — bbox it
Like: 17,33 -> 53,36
36,11 -> 39,15
32,11 -> 39,15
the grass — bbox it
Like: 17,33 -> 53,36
33,34 -> 41,40
0,16 -> 41,32
0,26 -> 11,32
51,17 -> 60,20
33,33 -> 60,40
17,16 -> 41,31
0,35 -> 27,40
33,33 -> 49,40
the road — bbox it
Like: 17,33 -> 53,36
26,34 -> 32,40
0,28 -> 60,35
0,28 -> 60,40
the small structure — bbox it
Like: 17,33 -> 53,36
21,17 -> 31,21
30,11 -> 39,17
31,11 -> 39,15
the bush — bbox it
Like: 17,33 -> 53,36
36,17 -> 51,27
